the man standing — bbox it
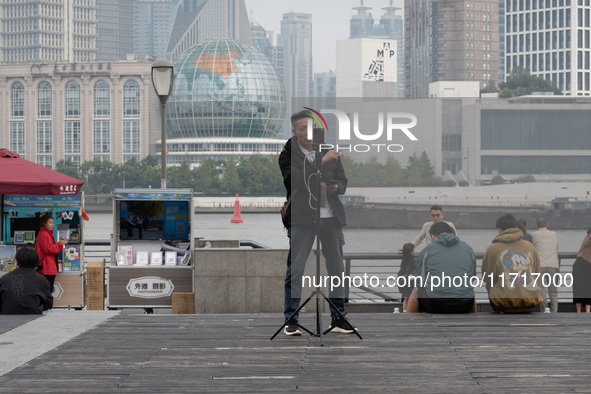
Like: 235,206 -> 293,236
482,214 -> 542,313
517,219 -> 533,243
531,216 -> 559,312
407,222 -> 476,314
410,205 -> 457,249
278,110 -> 355,336
0,247 -> 53,314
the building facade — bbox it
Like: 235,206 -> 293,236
0,61 -> 160,169
0,0 -> 97,64
404,0 -> 500,98
470,95 -> 591,182
504,0 -> 587,95
133,0 -> 180,60
96,0 -> 134,61
167,0 -> 252,61
337,38 -> 399,97
349,1 -> 405,97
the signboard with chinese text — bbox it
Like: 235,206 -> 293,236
126,276 -> 174,298
107,267 -> 192,307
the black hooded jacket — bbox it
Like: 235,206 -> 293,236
278,136 -> 347,227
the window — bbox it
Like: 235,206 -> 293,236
11,82 -> 25,119
93,80 -> 110,118
123,80 -> 140,118
122,121 -> 140,154
36,122 -> 52,154
65,81 -> 80,119
9,122 -> 25,156
93,121 -> 110,154
37,81 -> 52,119
64,121 -> 81,154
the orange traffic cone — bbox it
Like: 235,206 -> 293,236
231,193 -> 243,223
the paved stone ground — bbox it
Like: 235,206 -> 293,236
1,312 -> 591,392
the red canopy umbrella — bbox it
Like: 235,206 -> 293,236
0,148 -> 84,242
0,148 -> 84,195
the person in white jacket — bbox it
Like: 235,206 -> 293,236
531,216 -> 560,313
408,205 -> 457,250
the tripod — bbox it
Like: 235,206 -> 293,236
270,134 -> 362,344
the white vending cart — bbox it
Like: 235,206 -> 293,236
107,189 -> 194,309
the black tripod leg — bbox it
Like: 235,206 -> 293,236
270,291 -> 318,340
320,292 -> 363,339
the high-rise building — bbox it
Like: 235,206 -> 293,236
279,12 -> 313,99
404,0 -> 499,98
498,0 -> 506,84
0,0 -> 97,63
349,1 -> 404,97
278,12 -> 313,137
250,17 -> 284,82
251,18 -> 274,59
133,0 -> 180,60
314,71 -> 337,97
97,0 -> 134,61
167,0 -> 253,60
504,0 -> 584,95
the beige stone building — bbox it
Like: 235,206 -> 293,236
0,61 -> 161,168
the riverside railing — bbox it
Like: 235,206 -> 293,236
343,252 -> 578,303
83,240 -> 578,304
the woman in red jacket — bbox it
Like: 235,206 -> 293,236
35,214 -> 65,291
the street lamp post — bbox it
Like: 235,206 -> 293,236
151,59 -> 175,189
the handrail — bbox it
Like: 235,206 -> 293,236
83,239 -> 271,249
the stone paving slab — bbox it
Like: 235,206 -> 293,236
0,312 -> 590,392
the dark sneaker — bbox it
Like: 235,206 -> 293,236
284,319 -> 302,336
329,316 -> 357,334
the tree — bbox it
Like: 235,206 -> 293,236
220,159 -> 241,194
80,159 -> 116,194
404,151 -> 436,186
513,175 -> 536,183
168,156 -> 195,188
55,160 -> 80,180
499,67 -> 562,97
194,159 -> 222,195
480,81 -> 498,94
491,175 -> 505,185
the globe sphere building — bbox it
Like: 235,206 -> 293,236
162,39 -> 286,165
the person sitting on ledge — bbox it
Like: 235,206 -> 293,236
407,222 -> 476,314
482,213 -> 542,313
0,247 -> 53,314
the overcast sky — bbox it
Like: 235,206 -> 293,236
244,0 -> 404,74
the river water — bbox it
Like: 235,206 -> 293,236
84,212 -> 587,253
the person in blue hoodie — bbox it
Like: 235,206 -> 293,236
407,221 -> 476,314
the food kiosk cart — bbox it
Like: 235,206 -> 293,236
0,194 -> 86,308
107,189 -> 194,309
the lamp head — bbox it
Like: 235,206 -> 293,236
151,59 -> 175,103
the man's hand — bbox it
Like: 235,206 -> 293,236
326,183 -> 339,194
322,150 -> 339,164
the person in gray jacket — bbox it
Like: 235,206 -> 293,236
407,222 -> 476,314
